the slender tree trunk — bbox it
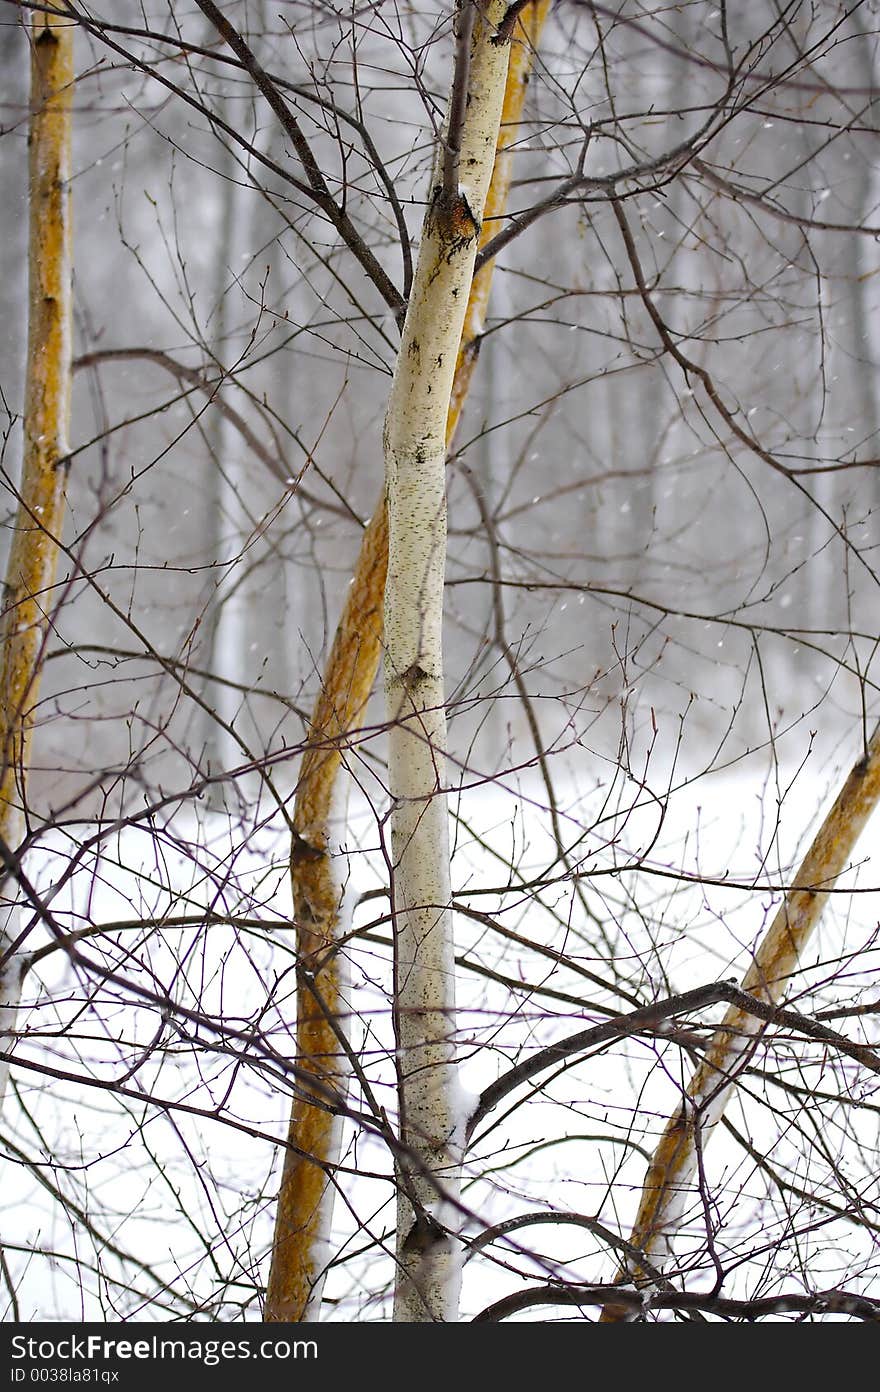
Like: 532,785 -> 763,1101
601,723 -> 880,1320
0,9 -> 74,1106
264,505 -> 387,1321
384,0 -> 513,1324
264,0 -> 550,1323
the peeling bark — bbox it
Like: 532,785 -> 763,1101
0,10 -> 74,1109
601,724 -> 880,1320
265,1 -> 549,1322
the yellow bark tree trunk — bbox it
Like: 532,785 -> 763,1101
0,9 -> 74,1106
264,0 -> 551,1323
602,724 -> 880,1320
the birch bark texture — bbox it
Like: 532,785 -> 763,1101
0,10 -> 74,1107
601,723 -> 880,1320
383,0 -> 512,1324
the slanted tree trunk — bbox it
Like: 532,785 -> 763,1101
0,9 -> 74,1107
601,723 -> 880,1320
264,504 -> 387,1322
265,0 -> 550,1324
384,0 -> 514,1324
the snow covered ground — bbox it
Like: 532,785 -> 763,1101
3,737 -> 880,1320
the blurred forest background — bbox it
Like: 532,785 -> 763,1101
2,0 -> 877,802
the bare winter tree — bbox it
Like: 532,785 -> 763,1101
1,0 -> 880,1324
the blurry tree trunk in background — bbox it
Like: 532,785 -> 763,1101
0,8 -> 74,1108
633,3 -> 689,585
841,5 -> 879,494
265,0 -> 550,1322
474,270 -> 506,761
203,126 -> 248,794
383,0 -> 512,1324
601,722 -> 880,1321
788,6 -> 837,637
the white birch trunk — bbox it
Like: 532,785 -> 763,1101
383,0 -> 511,1323
0,12 -> 74,1108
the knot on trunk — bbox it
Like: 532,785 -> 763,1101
401,1210 -> 447,1257
291,830 -> 324,867
429,185 -> 479,245
400,661 -> 431,692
